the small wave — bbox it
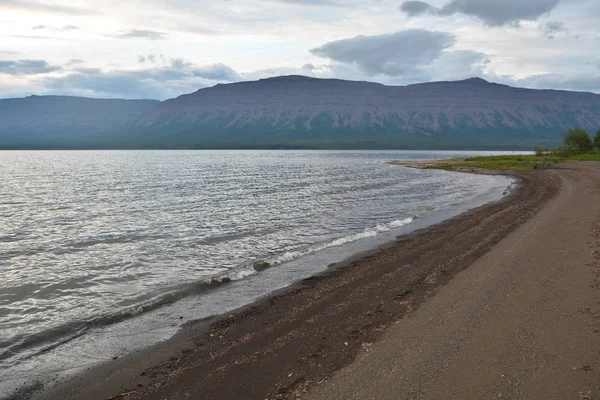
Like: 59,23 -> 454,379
227,267 -> 258,280
198,227 -> 278,246
270,217 -> 414,265
0,265 -> 259,363
66,233 -> 167,249
0,235 -> 21,243
2,217 -> 414,363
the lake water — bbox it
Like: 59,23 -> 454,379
0,150 -> 516,397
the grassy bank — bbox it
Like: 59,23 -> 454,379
426,150 -> 600,172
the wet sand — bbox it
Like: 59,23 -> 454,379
32,162 -> 600,400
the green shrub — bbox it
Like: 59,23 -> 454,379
564,128 -> 593,152
595,130 -> 600,150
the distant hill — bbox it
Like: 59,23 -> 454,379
1,76 -> 599,149
0,96 -> 159,148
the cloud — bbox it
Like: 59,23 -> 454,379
138,54 -> 160,64
493,72 -> 600,93
0,59 -> 61,75
112,29 -> 168,40
399,1 -> 436,16
310,30 -> 455,76
270,0 -> 343,5
40,69 -> 173,99
66,59 -> 84,66
37,60 -> 242,99
168,58 -> 241,80
239,65 -> 320,81
190,63 -> 242,81
400,0 -> 560,26
170,58 -> 191,69
11,34 -> 70,40
0,0 -> 93,15
424,49 -> 490,81
31,24 -> 81,32
541,21 -> 567,39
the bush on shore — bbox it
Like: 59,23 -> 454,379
537,128 -> 597,157
564,128 -> 594,152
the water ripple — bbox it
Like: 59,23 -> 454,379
0,149 -> 514,376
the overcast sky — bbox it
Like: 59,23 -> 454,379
1,0 -> 599,99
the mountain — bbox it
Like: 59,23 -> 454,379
1,76 -> 599,149
0,96 -> 159,148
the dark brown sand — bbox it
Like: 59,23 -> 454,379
33,162 -> 600,400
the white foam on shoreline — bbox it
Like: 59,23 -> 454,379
269,217 -> 414,266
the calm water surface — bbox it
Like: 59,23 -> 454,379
0,150 -> 516,396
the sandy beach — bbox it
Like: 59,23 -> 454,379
30,162 -> 600,400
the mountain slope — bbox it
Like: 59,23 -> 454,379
1,76 -> 599,149
0,96 -> 159,148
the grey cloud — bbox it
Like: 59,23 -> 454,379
270,0 -> 342,5
400,0 -> 560,26
31,24 -> 81,32
241,65 -> 320,81
0,0 -> 93,15
72,67 -> 102,74
317,49 -> 491,86
66,59 -> 84,66
399,1 -> 435,16
423,50 -> 490,82
38,60 -> 242,99
440,0 -> 560,26
493,72 -> 600,93
0,59 -> 61,75
138,54 -> 158,63
171,58 -> 192,69
112,30 -> 168,40
541,21 -> 567,39
190,63 -> 242,81
169,59 -> 242,81
40,70 -> 173,99
310,30 -> 455,76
